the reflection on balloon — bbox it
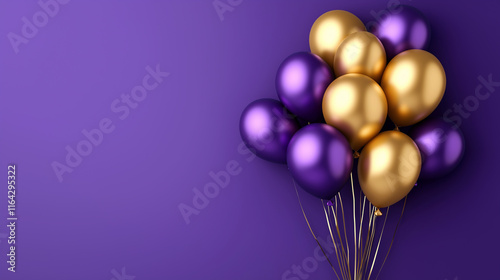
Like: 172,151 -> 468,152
323,74 -> 388,151
369,5 -> 430,58
334,31 -> 386,82
240,99 -> 299,163
287,124 -> 352,200
309,10 -> 366,67
276,52 -> 333,122
381,49 -> 446,127
410,119 -> 465,179
358,131 -> 421,209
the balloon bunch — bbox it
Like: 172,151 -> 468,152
240,5 -> 464,279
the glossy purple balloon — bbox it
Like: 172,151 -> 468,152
369,5 -> 430,58
240,99 -> 299,164
410,119 -> 465,179
287,124 -> 352,199
276,52 -> 333,122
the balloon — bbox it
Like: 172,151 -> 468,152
309,10 -> 366,68
358,130 -> 421,209
276,52 -> 333,122
240,99 -> 299,163
409,119 -> 465,179
334,31 -> 386,82
323,74 -> 388,151
369,5 -> 430,58
381,49 -> 446,127
287,124 -> 353,199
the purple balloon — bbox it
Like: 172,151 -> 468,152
369,5 -> 430,58
287,124 -> 353,199
410,119 -> 465,179
240,99 -> 299,164
276,52 -> 333,122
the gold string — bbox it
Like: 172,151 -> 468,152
351,173 -> 358,280
357,196 -> 367,276
293,181 -> 341,279
338,194 -> 352,280
363,210 -> 377,279
374,196 -> 407,280
368,206 -> 390,280
323,201 -> 346,280
331,198 -> 349,279
359,206 -> 375,278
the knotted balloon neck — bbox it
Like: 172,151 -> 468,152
326,200 -> 333,207
375,208 -> 383,216
353,151 -> 360,158
394,124 -> 400,131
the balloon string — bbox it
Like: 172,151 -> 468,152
331,197 -> 350,279
359,205 -> 375,278
359,208 -> 372,279
358,206 -> 371,275
357,196 -> 367,276
338,193 -> 352,280
351,173 -> 357,280
293,180 -> 341,279
366,215 -> 378,278
365,209 -> 378,279
334,202 -> 351,280
368,206 -> 390,280
375,196 -> 407,280
323,201 -> 347,279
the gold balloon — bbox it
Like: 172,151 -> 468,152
381,49 -> 446,127
323,74 -> 388,151
309,10 -> 366,68
334,31 -> 386,82
358,131 -> 421,209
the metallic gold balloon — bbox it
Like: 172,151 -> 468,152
309,10 -> 366,68
334,31 -> 386,82
358,131 -> 421,209
323,74 -> 387,151
381,49 -> 446,127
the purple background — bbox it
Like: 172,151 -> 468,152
0,0 -> 499,279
